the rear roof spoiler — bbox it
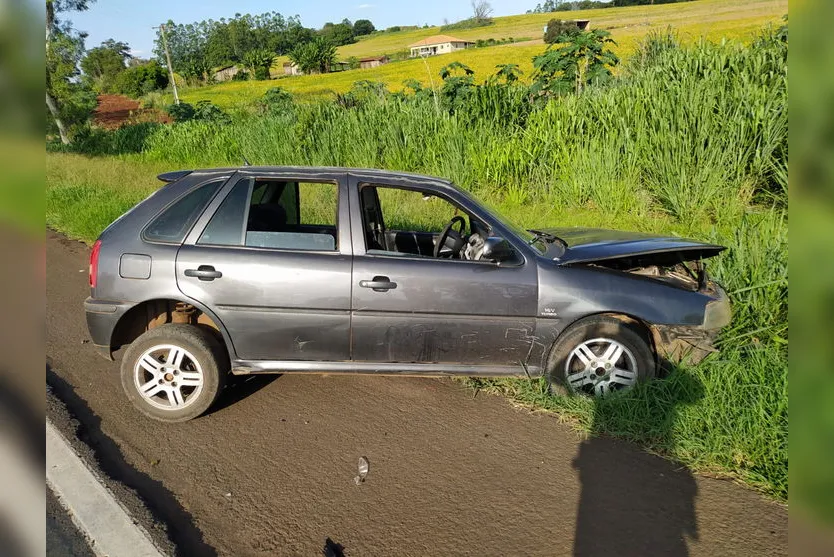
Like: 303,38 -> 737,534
157,170 -> 192,183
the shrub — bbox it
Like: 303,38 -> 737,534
544,19 -> 584,44
114,61 -> 169,99
140,91 -> 167,109
165,102 -> 195,122
193,100 -> 230,123
440,17 -> 494,31
260,87 -> 295,114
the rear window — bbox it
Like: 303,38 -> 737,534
143,180 -> 224,243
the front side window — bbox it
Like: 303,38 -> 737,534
198,178 -> 338,251
360,183 -> 493,260
144,180 -> 224,243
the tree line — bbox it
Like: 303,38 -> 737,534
528,0 -> 692,13
154,13 -> 376,82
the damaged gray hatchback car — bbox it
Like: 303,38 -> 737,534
85,167 -> 731,422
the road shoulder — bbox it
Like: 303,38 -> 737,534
46,418 -> 165,557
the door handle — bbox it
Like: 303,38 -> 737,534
359,275 -> 397,292
184,265 -> 222,281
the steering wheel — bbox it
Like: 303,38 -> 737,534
434,215 -> 467,258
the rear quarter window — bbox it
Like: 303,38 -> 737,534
143,180 -> 224,243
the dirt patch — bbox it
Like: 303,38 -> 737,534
92,94 -> 170,130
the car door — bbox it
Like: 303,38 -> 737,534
347,173 -> 539,368
176,170 -> 353,362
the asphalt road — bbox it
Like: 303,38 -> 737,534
46,230 -> 787,556
47,487 -> 95,557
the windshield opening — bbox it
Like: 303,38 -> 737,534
453,187 -> 550,254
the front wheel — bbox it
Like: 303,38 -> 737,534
121,324 -> 228,422
546,315 -> 656,397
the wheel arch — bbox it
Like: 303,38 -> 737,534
110,297 -> 236,361
544,311 -> 658,371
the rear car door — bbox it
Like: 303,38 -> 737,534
348,174 -> 539,367
175,170 -> 353,362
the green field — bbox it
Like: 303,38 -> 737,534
48,24 -> 788,501
166,0 -> 787,107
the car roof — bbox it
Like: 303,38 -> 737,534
181,166 -> 454,185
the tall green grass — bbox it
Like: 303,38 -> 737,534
46,28 -> 788,499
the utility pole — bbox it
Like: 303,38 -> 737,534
157,23 -> 180,104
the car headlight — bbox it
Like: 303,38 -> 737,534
703,297 -> 731,330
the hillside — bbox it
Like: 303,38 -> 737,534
338,0 -> 785,58
177,0 -> 786,107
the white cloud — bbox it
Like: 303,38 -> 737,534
357,3 -> 374,8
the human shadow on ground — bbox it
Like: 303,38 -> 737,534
573,367 -> 704,557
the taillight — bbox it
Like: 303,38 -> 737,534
89,240 -> 101,288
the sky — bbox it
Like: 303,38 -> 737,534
69,0 -> 550,59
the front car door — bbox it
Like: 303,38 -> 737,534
347,172 -> 539,371
176,169 -> 352,362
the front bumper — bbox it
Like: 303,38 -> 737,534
84,298 -> 134,361
651,282 -> 731,367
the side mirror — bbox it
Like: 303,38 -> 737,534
481,237 -> 517,264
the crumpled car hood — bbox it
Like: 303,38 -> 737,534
543,227 -> 725,265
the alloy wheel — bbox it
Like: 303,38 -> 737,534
133,343 -> 204,411
564,337 -> 638,396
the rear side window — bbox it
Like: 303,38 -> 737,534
144,180 -> 224,243
198,178 -> 338,251
197,179 -> 252,246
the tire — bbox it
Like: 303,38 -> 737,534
121,324 -> 228,422
546,315 -> 656,397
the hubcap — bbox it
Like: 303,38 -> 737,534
133,344 -> 204,411
564,338 -> 638,396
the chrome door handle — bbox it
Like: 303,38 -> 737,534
359,276 -> 397,292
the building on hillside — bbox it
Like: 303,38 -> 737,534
542,19 -> 591,35
213,65 -> 241,82
283,62 -> 302,76
359,56 -> 389,69
409,35 -> 475,58
329,61 -> 351,72
283,60 -> 351,75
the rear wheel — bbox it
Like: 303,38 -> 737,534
121,324 -> 227,422
546,315 -> 656,397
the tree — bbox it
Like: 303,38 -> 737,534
154,20 -> 210,83
472,0 -> 493,21
353,19 -> 375,36
531,29 -> 619,97
288,37 -> 337,74
544,19 -> 582,44
242,48 -> 274,80
113,60 -> 168,98
81,39 -> 131,92
153,12 -> 315,80
319,20 -> 355,46
46,0 -> 97,144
